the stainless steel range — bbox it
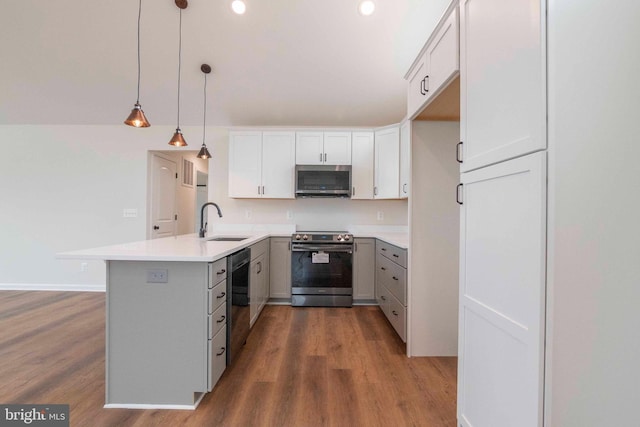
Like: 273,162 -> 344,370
291,232 -> 353,307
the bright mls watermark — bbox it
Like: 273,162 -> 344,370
0,405 -> 68,426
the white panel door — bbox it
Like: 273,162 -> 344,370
150,154 -> 177,239
262,132 -> 296,199
425,7 -> 459,99
374,126 -> 400,199
295,132 -> 324,165
460,0 -> 546,171
351,131 -> 374,199
228,131 -> 262,198
399,121 -> 410,198
458,152 -> 546,427
323,132 -> 352,165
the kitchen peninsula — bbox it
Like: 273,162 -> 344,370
59,229 -> 408,409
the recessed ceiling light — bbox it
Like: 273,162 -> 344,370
231,0 -> 246,15
358,0 -> 375,16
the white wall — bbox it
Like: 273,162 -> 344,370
0,124 -> 225,288
547,1 -> 640,424
206,130 -> 408,232
0,124 -> 406,289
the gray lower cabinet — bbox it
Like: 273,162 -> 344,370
353,238 -> 376,301
375,241 -> 407,342
249,239 -> 270,327
269,237 -> 292,299
106,259 -> 226,407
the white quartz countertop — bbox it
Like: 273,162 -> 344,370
58,230 -> 409,262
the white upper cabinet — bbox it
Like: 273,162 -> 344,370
323,132 -> 352,165
295,131 -> 352,165
228,131 -> 262,198
351,131 -> 375,199
295,132 -> 324,165
374,126 -> 400,199
406,4 -> 460,120
399,121 -> 410,198
459,0 -> 546,172
261,132 -> 296,198
228,131 -> 295,198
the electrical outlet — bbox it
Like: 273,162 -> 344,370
146,269 -> 168,283
123,208 -> 138,218
286,210 -> 293,220
377,211 -> 384,221
245,210 -> 252,219
80,262 -> 88,272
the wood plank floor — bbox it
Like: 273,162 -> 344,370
0,291 -> 457,426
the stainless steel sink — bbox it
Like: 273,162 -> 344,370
207,236 -> 249,242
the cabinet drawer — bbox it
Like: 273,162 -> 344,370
207,326 -> 227,391
377,254 -> 407,305
208,279 -> 227,314
208,302 -> 227,339
208,258 -> 227,288
250,238 -> 269,261
377,241 -> 407,268
388,295 -> 407,342
377,286 -> 391,318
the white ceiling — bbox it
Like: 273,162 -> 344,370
1,0 -> 450,127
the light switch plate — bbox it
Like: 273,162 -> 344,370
123,208 -> 138,218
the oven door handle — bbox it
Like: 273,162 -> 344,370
291,245 -> 353,253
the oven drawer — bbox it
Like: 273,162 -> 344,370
208,302 -> 227,339
208,258 -> 228,288
377,241 -> 407,268
377,254 -> 406,305
208,279 -> 227,314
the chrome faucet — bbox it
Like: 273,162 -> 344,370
199,202 -> 223,238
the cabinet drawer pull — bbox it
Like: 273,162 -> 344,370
216,315 -> 226,323
216,292 -> 226,299
217,269 -> 226,275
392,254 -> 399,258
381,267 -> 387,271
216,347 -> 226,356
392,276 -> 399,281
381,296 -> 386,301
392,310 -> 398,316
381,247 -> 387,251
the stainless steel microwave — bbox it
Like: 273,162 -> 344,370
295,165 -> 351,198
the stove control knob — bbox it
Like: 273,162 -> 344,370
344,235 -> 351,241
302,234 -> 308,241
337,234 -> 343,241
295,234 -> 301,240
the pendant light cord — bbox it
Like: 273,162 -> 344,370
176,9 -> 183,128
136,0 -> 142,104
202,73 -> 207,145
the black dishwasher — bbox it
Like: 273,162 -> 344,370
226,248 -> 251,365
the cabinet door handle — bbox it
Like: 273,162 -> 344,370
217,269 -> 226,275
403,183 -> 407,194
216,347 -> 226,356
324,153 -> 327,162
355,242 -> 358,251
456,141 -> 463,163
352,187 -> 355,197
216,315 -> 226,323
374,186 -> 378,196
392,310 -> 398,316
457,183 -> 464,205
420,78 -> 426,96
262,186 -> 265,195
258,185 -> 261,195
424,75 -> 429,92
216,292 -> 226,299
257,261 -> 262,274
320,153 -> 323,162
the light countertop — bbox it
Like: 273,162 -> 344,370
58,230 -> 408,263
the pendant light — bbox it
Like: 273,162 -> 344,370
197,64 -> 212,159
169,0 -> 188,146
124,0 -> 151,127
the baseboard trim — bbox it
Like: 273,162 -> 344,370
104,393 -> 204,410
0,283 -> 106,292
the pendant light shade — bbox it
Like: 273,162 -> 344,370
169,0 -> 188,146
198,64 -> 212,159
124,0 -> 150,128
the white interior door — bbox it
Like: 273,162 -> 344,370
458,152 -> 546,427
150,154 -> 177,239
